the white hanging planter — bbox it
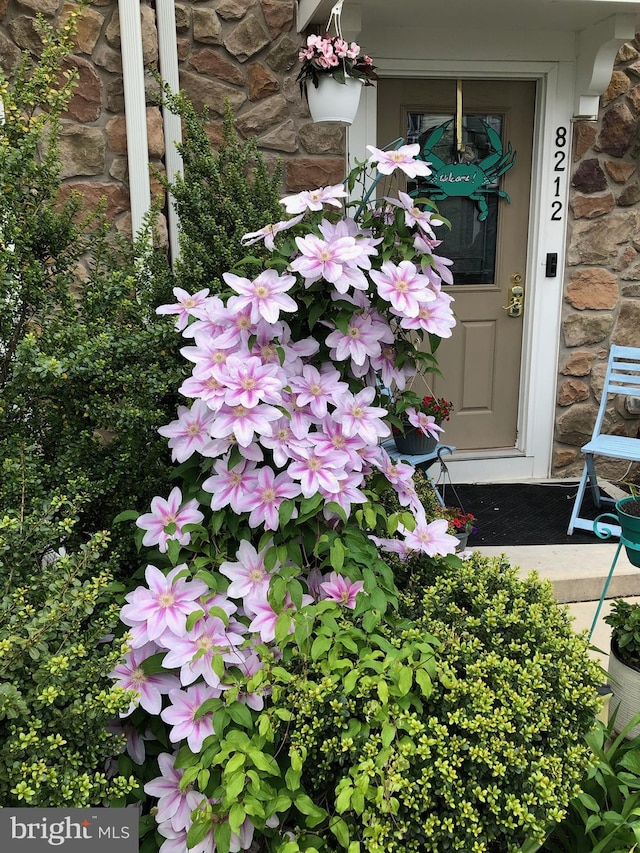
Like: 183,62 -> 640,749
306,76 -> 363,125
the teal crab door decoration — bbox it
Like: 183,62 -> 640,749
416,119 -> 517,221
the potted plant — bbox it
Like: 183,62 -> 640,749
297,33 -> 377,124
615,486 -> 640,568
393,394 -> 453,455
437,505 -> 477,551
604,598 -> 640,737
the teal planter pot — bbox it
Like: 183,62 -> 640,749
616,496 -> 640,568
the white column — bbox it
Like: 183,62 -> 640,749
156,0 -> 184,264
118,0 -> 151,240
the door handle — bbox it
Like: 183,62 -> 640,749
503,278 -> 524,318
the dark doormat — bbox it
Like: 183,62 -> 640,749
440,481 -> 620,547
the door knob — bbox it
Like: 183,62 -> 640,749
503,281 -> 524,317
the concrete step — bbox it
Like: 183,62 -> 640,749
475,543 -> 640,603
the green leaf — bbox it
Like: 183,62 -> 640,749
224,752 -> 246,775
186,609 -> 205,631
311,634 -> 332,661
397,666 -> 413,696
377,679 -> 389,704
285,766 -> 301,791
227,701 -> 254,729
113,509 -> 139,524
247,749 -> 280,775
336,785 -> 353,813
187,819 -> 210,848
279,499 -> 295,527
415,669 -> 433,698
330,539 -> 345,571
381,724 -> 395,748
264,546 -> 279,572
329,815 -> 350,848
213,820 -> 232,853
228,802 -> 246,834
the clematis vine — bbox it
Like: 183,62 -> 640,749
115,143 -> 460,851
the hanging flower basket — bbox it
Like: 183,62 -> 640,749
306,75 -> 363,125
394,426 -> 438,456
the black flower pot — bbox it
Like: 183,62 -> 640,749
394,427 -> 437,456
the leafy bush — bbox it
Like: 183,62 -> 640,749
375,552 -> 601,853
542,714 -> 640,852
0,485 -> 137,806
156,88 -> 284,295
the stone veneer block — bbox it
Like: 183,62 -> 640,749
604,160 -> 636,182
571,158 -> 607,193
618,181 -> 640,206
261,0 -> 295,37
58,181 -> 130,220
16,0 -> 57,15
179,69 -> 246,114
216,0 -> 255,20
563,313 -> 614,347
285,157 -> 346,192
247,62 -> 279,100
570,193 -> 615,218
299,122 -> 345,154
613,300 -> 640,345
560,350 -> 596,376
265,33 -> 298,72
189,49 -> 246,84
193,8 -> 223,44
573,122 -> 597,161
566,269 -> 619,310
568,210 -> 640,265
62,56 -> 103,123
595,102 -> 636,157
59,125 -> 106,179
602,70 -> 631,106
224,14 -> 270,61
234,94 -> 288,135
556,403 -> 603,447
557,379 -> 590,406
8,15 -> 44,51
60,2 -> 104,55
259,118 -> 297,152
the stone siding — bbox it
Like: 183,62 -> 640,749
0,0 -> 345,242
555,38 -> 640,481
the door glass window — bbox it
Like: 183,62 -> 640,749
407,112 -> 504,286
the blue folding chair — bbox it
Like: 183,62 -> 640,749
567,345 -> 640,535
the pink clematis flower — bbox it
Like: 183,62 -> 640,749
110,642 -> 181,716
161,616 -> 244,687
319,572 -> 365,609
366,143 -> 432,178
136,487 -> 204,553
144,752 -> 206,832
290,233 -> 362,285
387,190 -> 444,237
325,313 -> 384,367
219,540 -> 276,601
370,260 -> 435,319
399,291 -> 457,338
244,593 -> 312,643
120,564 -> 208,644
400,518 -> 459,557
235,466 -> 301,531
287,448 -> 347,499
223,270 -> 298,324
161,683 -> 221,753
202,456 -> 258,512
156,287 -> 210,331
288,364 -> 348,418
221,356 -> 285,409
209,402 -> 282,447
406,407 -> 444,440
241,214 -> 304,251
158,400 -> 216,463
280,184 -> 347,214
332,387 -> 391,446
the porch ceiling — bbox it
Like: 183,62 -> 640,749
298,0 -> 640,34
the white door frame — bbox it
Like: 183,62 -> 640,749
349,59 -> 575,483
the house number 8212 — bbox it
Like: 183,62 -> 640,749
551,126 -> 567,221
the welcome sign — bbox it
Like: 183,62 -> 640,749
0,809 -> 138,852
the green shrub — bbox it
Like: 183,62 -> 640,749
268,553 -> 602,853
542,714 -> 640,852
156,89 -> 284,294
0,487 -> 137,806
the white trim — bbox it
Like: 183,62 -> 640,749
118,0 -> 151,240
156,0 -> 184,264
348,59 -> 575,483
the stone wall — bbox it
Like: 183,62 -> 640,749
554,38 -> 640,481
0,0 -> 346,242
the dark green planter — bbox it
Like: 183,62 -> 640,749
616,496 -> 640,568
394,428 -> 437,456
